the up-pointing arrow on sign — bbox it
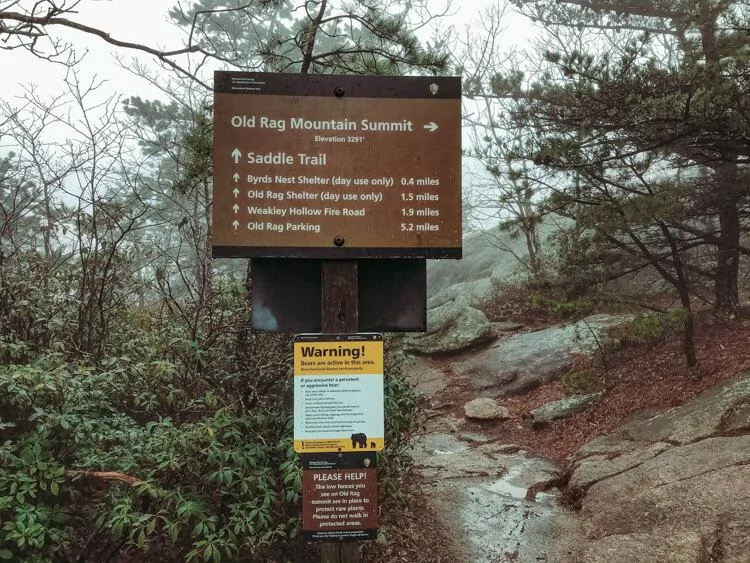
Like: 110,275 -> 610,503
232,220 -> 240,231
232,187 -> 240,198
232,203 -> 240,214
231,148 -> 242,163
423,122 -> 439,132
233,172 -> 240,182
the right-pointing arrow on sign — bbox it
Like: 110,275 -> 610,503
231,148 -> 242,163
423,122 -> 438,132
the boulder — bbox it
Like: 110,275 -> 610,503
426,229 -> 525,296
412,218 -> 575,356
491,321 -> 524,333
479,443 -> 522,454
581,436 -> 750,533
404,355 -> 448,395
453,314 -> 629,396
568,441 -> 673,490
403,300 -> 495,354
459,432 -> 491,443
581,531 -> 705,563
463,397 -> 511,420
530,392 -> 604,426
426,216 -> 570,296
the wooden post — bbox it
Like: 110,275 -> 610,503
320,259 -> 359,563
322,260 -> 358,333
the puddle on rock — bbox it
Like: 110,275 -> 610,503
427,453 -> 580,562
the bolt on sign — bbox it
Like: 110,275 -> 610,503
294,334 -> 384,454
212,72 -> 462,259
302,453 -> 378,542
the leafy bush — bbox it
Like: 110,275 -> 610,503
483,283 -> 549,323
485,282 -> 605,323
530,294 -> 597,320
0,260 -> 424,561
0,253 -> 80,356
609,309 -> 687,347
378,341 -> 424,505
0,344 -> 301,562
561,368 -> 604,395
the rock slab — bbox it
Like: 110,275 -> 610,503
568,371 -> 750,561
403,301 -> 495,355
453,314 -> 630,396
530,392 -> 604,426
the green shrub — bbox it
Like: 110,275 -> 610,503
483,283 -> 549,322
561,368 -> 604,395
0,277 -> 424,562
379,341 -> 424,505
485,281 -> 618,324
610,309 -> 687,346
0,348 -> 301,562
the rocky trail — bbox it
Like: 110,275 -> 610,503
394,317 -> 750,563
357,227 -> 750,562
407,353 -> 580,562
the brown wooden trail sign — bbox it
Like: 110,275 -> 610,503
212,72 -> 461,259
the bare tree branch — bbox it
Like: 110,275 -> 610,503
0,7 -> 214,89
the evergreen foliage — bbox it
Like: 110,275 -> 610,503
468,0 -> 750,365
168,0 -> 450,75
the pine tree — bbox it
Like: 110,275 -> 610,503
493,0 -> 749,365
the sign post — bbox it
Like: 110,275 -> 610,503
318,261 -> 360,563
211,72 -> 462,563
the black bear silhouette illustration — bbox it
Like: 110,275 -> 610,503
370,441 -> 376,449
351,432 -> 367,449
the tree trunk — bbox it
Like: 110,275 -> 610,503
673,264 -> 698,367
659,222 -> 698,367
682,306 -> 697,368
714,163 -> 740,318
674,254 -> 697,368
523,223 -> 545,284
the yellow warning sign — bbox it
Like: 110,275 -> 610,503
293,334 -> 384,453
